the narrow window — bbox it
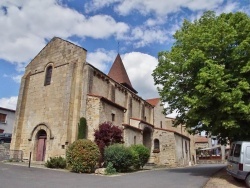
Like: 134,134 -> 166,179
44,65 -> 53,86
129,97 -> 132,118
0,113 -> 7,123
185,141 -> 188,153
160,121 -> 162,128
111,113 -> 115,121
111,85 -> 115,102
134,136 -> 136,145
141,104 -> 145,120
154,139 -> 160,152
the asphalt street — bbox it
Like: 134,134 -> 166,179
0,162 -> 225,188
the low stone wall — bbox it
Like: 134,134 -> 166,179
197,160 -> 226,164
0,143 -> 23,161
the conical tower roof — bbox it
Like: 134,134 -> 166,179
108,54 -> 137,94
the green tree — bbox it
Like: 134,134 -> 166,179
152,11 -> 250,143
78,117 -> 87,139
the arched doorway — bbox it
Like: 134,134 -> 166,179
36,130 -> 47,161
143,127 -> 152,150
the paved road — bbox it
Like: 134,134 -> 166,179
0,162 -> 225,188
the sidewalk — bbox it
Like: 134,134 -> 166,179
204,167 -> 246,188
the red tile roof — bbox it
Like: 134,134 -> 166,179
146,98 -> 160,107
108,54 -> 137,94
195,136 -> 208,143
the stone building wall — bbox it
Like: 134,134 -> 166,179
90,71 -> 110,99
123,127 -> 142,146
153,101 -> 166,129
130,98 -> 140,119
152,129 -> 176,166
11,37 -> 195,166
10,38 -> 87,161
86,96 -> 101,141
174,134 -> 190,166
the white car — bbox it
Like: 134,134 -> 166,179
227,141 -> 250,187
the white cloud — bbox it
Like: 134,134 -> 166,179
87,49 -> 117,73
122,52 -> 159,99
84,0 -> 122,13
130,26 -> 169,48
0,96 -> 18,110
11,75 -> 22,83
0,0 -> 129,67
215,1 -> 241,15
3,74 -> 22,83
145,17 -> 165,27
85,0 -> 224,16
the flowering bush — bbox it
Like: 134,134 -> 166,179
66,139 -> 100,173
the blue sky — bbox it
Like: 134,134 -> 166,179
0,0 -> 250,113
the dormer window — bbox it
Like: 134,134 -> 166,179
44,65 -> 53,86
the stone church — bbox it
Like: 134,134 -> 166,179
10,37 -> 194,167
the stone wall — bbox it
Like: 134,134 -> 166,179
195,142 -> 209,149
174,134 -> 190,166
123,127 -> 142,146
153,102 -> 166,129
10,37 -> 87,161
152,129 -> 176,166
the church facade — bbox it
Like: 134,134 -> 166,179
10,37 -> 194,167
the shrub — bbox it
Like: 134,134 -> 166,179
130,144 -> 150,169
104,144 -> 134,172
78,117 -> 87,139
45,156 -> 66,169
105,162 -> 116,175
66,139 -> 100,173
94,122 -> 123,164
130,149 -> 140,170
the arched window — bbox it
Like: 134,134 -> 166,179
44,65 -> 53,86
153,139 -> 160,153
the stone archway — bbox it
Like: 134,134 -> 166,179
143,127 -> 152,150
35,130 -> 47,161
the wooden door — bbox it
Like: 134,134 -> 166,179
36,136 -> 46,161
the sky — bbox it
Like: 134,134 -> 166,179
0,0 -> 250,115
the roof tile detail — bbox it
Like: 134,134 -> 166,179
146,98 -> 160,107
108,54 -> 137,93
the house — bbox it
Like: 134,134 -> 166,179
0,107 -> 15,134
10,37 -> 194,166
194,135 -> 209,150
